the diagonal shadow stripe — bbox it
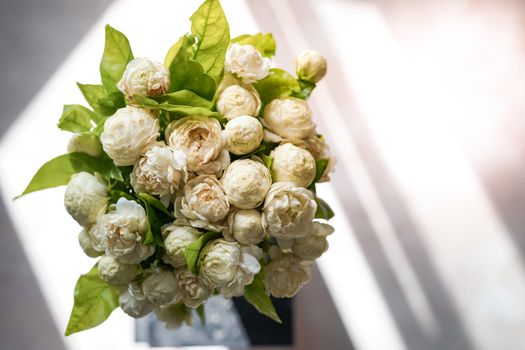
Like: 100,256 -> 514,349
246,1 -> 475,349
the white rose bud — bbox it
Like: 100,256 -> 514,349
225,209 -> 265,245
221,159 -> 272,209
64,172 -> 108,227
131,144 -> 186,206
174,268 -> 213,308
78,229 -> 102,258
199,239 -> 240,288
264,254 -> 312,298
222,116 -> 263,155
101,106 -> 159,166
103,198 -> 155,264
120,283 -> 154,318
199,239 -> 262,298
165,116 -> 229,174
67,134 -> 102,157
225,43 -> 271,84
271,143 -> 316,187
262,182 -> 317,240
263,97 -> 316,140
142,269 -> 180,306
162,225 -> 200,268
297,134 -> 336,182
117,57 -> 170,101
217,85 -> 261,119
291,222 -> 334,261
98,256 -> 137,286
296,49 -> 327,83
221,245 -> 262,298
178,175 -> 229,231
155,303 -> 193,329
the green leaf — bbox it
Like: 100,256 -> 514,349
232,33 -> 276,57
154,90 -> 213,109
57,105 -> 95,133
190,0 -> 230,79
169,35 -> 216,100
65,265 -> 119,336
315,197 -> 335,220
293,79 -> 316,100
164,36 -> 185,68
136,194 -> 165,246
254,68 -> 300,104
133,95 -> 222,120
136,193 -> 174,220
196,304 -> 206,325
108,189 -> 134,204
100,25 -> 133,95
312,158 -> 329,184
261,154 -> 273,170
18,153 -> 122,197
244,270 -> 281,323
185,231 -> 222,274
76,83 -> 115,119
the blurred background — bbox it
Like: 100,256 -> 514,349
1,0 -> 525,349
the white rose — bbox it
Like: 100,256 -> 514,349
263,97 -> 316,140
174,268 -> 212,308
271,143 -> 316,187
199,239 -> 261,298
162,225 -> 201,268
78,229 -> 102,258
225,209 -> 265,245
117,57 -> 170,101
217,86 -> 261,119
142,269 -> 180,306
67,134 -> 102,157
225,43 -> 271,84
262,182 -> 317,240
264,254 -> 312,298
103,198 -> 154,264
221,245 -> 262,298
98,256 -> 137,286
155,303 -> 193,329
64,172 -> 108,227
295,134 -> 336,182
87,216 -> 108,252
221,159 -> 272,209
296,49 -> 327,83
131,144 -> 186,206
120,282 -> 154,318
222,116 -> 263,155
178,175 -> 229,231
101,106 -> 159,166
165,116 -> 229,174
291,222 -> 334,261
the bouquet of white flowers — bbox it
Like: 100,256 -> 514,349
19,0 -> 335,335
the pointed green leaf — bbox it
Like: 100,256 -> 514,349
190,0 -> 230,79
232,33 -> 275,57
57,105 -> 95,133
169,35 -> 216,100
76,83 -> 115,119
312,158 -> 329,184
154,90 -> 213,109
254,68 -> 300,104
293,79 -> 316,100
133,95 -> 221,120
244,270 -> 281,323
18,152 -> 122,197
185,231 -> 222,274
164,36 -> 185,68
315,197 -> 335,220
65,265 -> 119,336
196,304 -> 206,325
136,192 -> 174,220
100,25 -> 133,94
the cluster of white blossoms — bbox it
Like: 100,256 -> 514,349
22,4 -> 337,334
